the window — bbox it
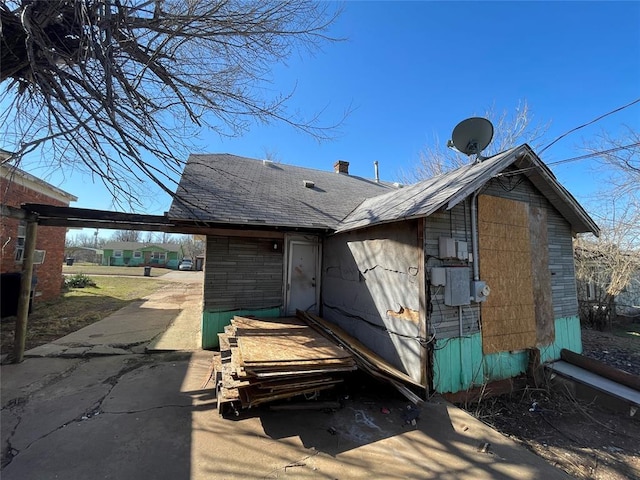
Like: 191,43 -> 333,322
15,223 -> 26,262
114,250 -> 123,258
133,251 -> 142,258
151,251 -> 166,261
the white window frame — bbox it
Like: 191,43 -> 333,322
114,250 -> 123,258
151,251 -> 166,261
15,222 -> 26,262
133,251 -> 142,258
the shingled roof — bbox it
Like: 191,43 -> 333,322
168,154 -> 395,230
336,144 -> 599,236
169,146 -> 599,237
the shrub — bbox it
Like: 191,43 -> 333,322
64,273 -> 97,289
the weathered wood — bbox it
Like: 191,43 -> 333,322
213,315 -> 356,412
297,311 -> 423,389
13,219 -> 37,363
530,206 -> 554,345
238,334 -> 351,364
560,349 -> 640,392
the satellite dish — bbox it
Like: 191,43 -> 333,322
449,117 -> 494,159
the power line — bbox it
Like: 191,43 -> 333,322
538,97 -> 640,155
498,142 -> 640,177
548,142 -> 640,166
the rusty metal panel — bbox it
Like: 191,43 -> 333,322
321,220 -> 424,384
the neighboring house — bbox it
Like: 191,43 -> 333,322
168,146 -> 599,396
1,162 -> 77,312
575,244 -> 640,324
102,242 -> 183,269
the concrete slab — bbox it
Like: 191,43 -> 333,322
86,345 -> 130,356
1,352 -> 572,479
24,280 -> 202,357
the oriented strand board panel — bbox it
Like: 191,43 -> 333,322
237,332 -> 352,364
478,195 -> 536,354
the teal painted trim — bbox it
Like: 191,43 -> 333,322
433,316 -> 583,393
166,259 -> 179,269
433,334 -> 484,393
201,308 -> 281,349
483,350 -> 528,382
129,258 -> 143,266
540,316 -> 582,362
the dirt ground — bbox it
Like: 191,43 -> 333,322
462,323 -> 640,480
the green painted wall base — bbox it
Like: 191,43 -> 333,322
202,308 -> 281,349
433,316 -> 582,394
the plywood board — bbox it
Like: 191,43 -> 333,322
238,333 -> 352,364
478,195 -> 536,354
529,206 -> 554,345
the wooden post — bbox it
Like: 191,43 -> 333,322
13,218 -> 38,363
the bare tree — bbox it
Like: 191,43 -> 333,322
574,201 -> 640,330
111,230 -> 141,242
1,0 -> 342,206
575,127 -> 640,329
180,234 -> 204,260
586,126 -> 639,200
66,232 -> 106,248
402,100 -> 549,182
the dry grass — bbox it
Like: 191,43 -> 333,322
62,263 -> 169,277
1,276 -> 168,355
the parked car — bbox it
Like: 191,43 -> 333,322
179,259 -> 193,271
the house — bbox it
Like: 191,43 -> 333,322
101,242 -> 183,269
575,243 -> 640,326
168,146 -> 599,396
1,162 -> 77,314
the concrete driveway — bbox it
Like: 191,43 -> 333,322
1,270 -> 572,479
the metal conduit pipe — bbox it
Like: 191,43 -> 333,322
470,189 -> 480,282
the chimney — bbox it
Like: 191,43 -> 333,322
374,161 -> 379,183
334,160 -> 349,174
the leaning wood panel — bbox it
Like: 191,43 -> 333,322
479,195 -> 536,354
529,206 -> 554,345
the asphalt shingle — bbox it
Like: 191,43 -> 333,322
168,154 -> 395,229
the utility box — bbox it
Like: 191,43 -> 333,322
430,267 -> 446,286
439,237 -> 456,259
456,241 -> 468,261
444,267 -> 470,306
471,280 -> 491,302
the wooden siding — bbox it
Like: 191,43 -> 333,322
204,236 -> 284,311
426,176 -> 578,340
424,202 -> 480,339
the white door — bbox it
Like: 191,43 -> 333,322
286,241 -> 319,315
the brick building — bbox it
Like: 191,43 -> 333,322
1,162 -> 77,308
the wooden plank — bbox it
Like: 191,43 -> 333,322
297,311 -> 423,389
237,333 -> 352,364
530,206 -> 554,346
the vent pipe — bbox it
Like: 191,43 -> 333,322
374,161 -> 379,183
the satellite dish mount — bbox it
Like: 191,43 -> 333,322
448,117 -> 494,162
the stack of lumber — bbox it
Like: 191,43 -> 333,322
297,310 -> 425,405
215,316 -> 356,413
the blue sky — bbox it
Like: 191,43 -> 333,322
16,1 -> 640,220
